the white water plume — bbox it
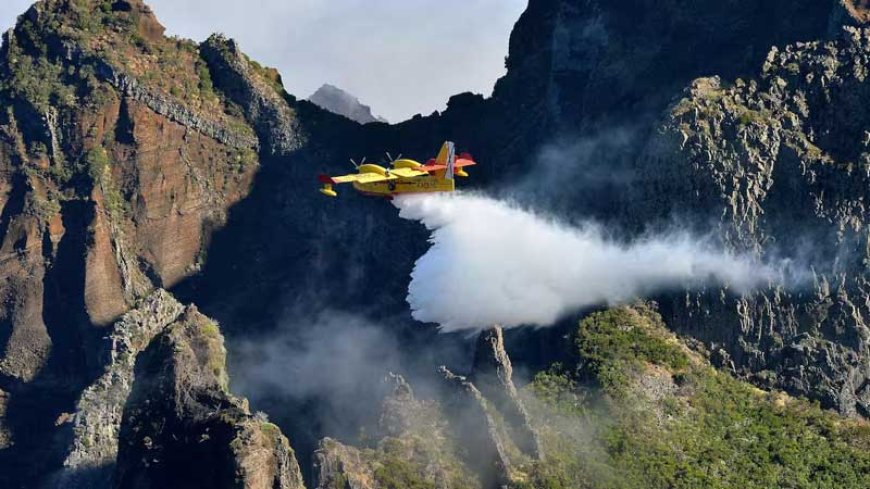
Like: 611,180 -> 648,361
394,193 -> 782,332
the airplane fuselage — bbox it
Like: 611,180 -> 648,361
354,175 -> 455,198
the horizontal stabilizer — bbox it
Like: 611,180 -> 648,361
420,157 -> 476,174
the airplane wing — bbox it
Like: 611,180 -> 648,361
321,172 -> 398,185
388,167 -> 430,179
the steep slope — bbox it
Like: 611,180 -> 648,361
521,305 -> 870,489
44,290 -> 305,489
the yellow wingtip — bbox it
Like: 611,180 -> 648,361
320,186 -> 338,198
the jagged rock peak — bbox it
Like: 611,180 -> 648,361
308,84 -> 387,124
471,327 -> 542,460
438,366 -> 511,488
385,371 -> 414,399
201,33 -> 305,155
471,326 -> 515,393
378,372 -> 417,438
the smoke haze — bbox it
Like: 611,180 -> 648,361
395,193 -> 783,332
230,311 -> 402,439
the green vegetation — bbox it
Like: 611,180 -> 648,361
368,405 -> 479,489
231,147 -> 259,173
671,98 -> 695,118
518,305 -> 870,489
84,145 -> 129,219
199,320 -> 222,340
29,193 -> 62,220
575,306 -> 689,392
260,421 -> 281,436
4,53 -> 77,111
197,320 -> 230,392
85,146 -> 110,180
248,57 -> 286,96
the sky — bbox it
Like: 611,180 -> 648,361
0,0 -> 527,122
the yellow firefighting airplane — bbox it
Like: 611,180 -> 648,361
318,141 -> 476,198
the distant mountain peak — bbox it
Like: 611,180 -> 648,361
308,83 -> 388,124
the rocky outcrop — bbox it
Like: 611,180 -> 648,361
470,327 -> 541,460
200,34 -> 305,156
53,290 -> 186,488
42,289 -> 306,489
113,305 -> 304,489
313,438 -> 374,489
107,72 -> 259,151
377,373 -> 417,438
308,84 -> 386,125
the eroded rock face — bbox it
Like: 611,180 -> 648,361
113,306 -> 304,489
495,0 -> 836,134
313,374 -> 482,489
641,26 -> 870,416
200,34 -> 305,156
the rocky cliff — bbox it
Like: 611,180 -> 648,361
0,1 -> 306,486
638,24 -> 870,417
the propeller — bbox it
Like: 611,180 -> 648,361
386,152 -> 403,163
350,157 -> 367,169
